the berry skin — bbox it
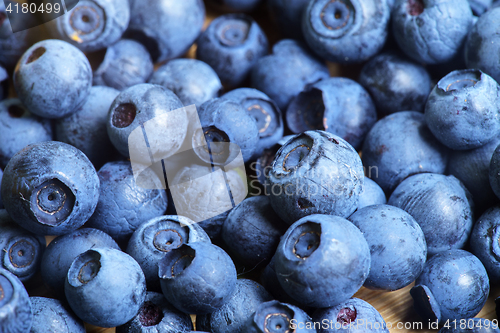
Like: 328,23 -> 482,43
1,141 -> 100,236
158,242 -> 237,315
274,214 -> 371,308
92,39 -> 154,91
302,0 -> 390,63
47,0 -> 130,52
40,228 -> 119,297
65,247 -> 147,328
197,14 -> 269,88
0,268 -> 33,333
411,250 -> 489,323
14,39 -> 92,119
29,297 -> 85,333
356,177 -> 386,210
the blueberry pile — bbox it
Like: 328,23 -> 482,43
2,0 -> 500,332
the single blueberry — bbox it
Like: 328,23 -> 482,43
241,300 -> 316,333
158,242 -> 237,314
251,39 -> 329,110
126,215 -> 210,290
197,14 -> 269,89
389,173 -> 474,256
150,58 -> 222,109
116,291 -> 194,333
362,111 -> 449,193
85,161 -> 168,243
411,250 -> 489,323
223,88 -> 284,160
0,210 -> 45,283
46,0 -> 130,52
274,214 -> 371,308
55,85 -> 120,169
222,196 -> 288,268
465,7 -> 500,83
425,69 -> 500,150
267,130 -> 364,224
286,77 -> 377,150
14,39 -> 92,119
65,247 -> 146,328
392,0 -> 473,64
302,0 -> 390,63
40,228 -> 119,297
470,206 -> 500,283
312,298 -> 389,333
92,39 -> 154,91
348,204 -> 427,291
126,0 -> 205,62
29,297 -> 85,333
197,279 -> 273,333
1,141 -> 100,235
0,268 -> 32,333
358,51 -> 432,116
0,98 -> 52,168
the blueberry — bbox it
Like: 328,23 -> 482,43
241,300 -> 316,333
448,135 -> 500,214
302,0 -> 390,63
126,215 -> 210,290
274,214 -> 370,308
223,88 -> 284,159
0,210 -> 45,282
356,177 -> 386,210
41,228 -> 119,297
29,297 -> 85,333
126,0 -> 205,62
92,39 -> 154,91
65,247 -> 146,327
438,318 -> 500,333
197,279 -> 273,333
358,51 -> 432,116
251,39 -> 329,110
195,98 -> 259,163
168,163 -> 247,238
222,196 -> 288,268
106,83 -> 187,161
392,0 -> 473,64
411,250 -> 489,323
312,298 -> 389,333
489,144 -> 500,200
425,69 -> 500,150
268,0 -> 310,39
206,0 -> 263,12
47,0 -> 130,52
286,77 -> 377,150
348,204 -> 427,291
55,86 -> 120,169
389,173 -> 474,256
86,161 -> 168,243
362,111 -> 449,193
0,268 -> 32,333
196,14 -> 268,89
470,206 -> 500,283
267,130 -> 364,224
150,59 -> 222,109
158,242 -> 237,315
465,7 -> 500,83
0,98 -> 52,168
116,291 -> 194,333
1,141 -> 99,235
14,39 -> 92,119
